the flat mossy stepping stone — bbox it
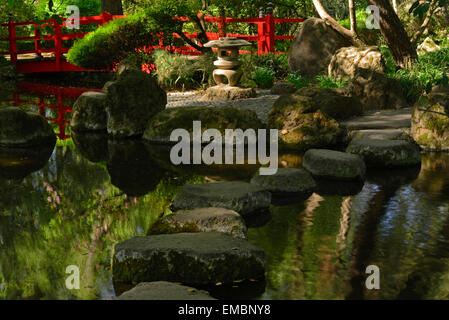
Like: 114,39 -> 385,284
346,139 -> 421,168
250,168 -> 316,196
171,182 -> 271,220
116,282 -> 216,300
148,207 -> 247,239
303,149 -> 366,181
113,232 -> 265,285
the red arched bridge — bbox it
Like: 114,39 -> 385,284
0,12 -> 302,74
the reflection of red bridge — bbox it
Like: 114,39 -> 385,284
4,82 -> 100,140
1,12 -> 302,74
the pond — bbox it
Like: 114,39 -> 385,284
1,80 -> 449,300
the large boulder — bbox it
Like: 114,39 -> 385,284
104,70 -> 167,138
171,182 -> 271,222
0,107 -> 56,147
347,68 -> 408,110
294,87 -> 363,120
143,106 -> 264,144
116,282 -> 216,300
303,149 -> 366,181
268,105 -> 344,151
288,18 -> 352,77
112,232 -> 265,285
328,46 -> 386,81
346,138 -> 421,167
70,91 -> 107,131
411,87 -> 449,151
148,207 -> 247,239
250,168 -> 316,196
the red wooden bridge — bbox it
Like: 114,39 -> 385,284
1,12 -> 302,74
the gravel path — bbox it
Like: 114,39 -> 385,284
166,89 -> 279,124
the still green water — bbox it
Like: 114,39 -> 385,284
1,81 -> 449,300
1,141 -> 449,300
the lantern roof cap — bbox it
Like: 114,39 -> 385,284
204,37 -> 252,48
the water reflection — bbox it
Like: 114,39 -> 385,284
1,81 -> 449,300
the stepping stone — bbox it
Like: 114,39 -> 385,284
346,139 -> 421,168
148,207 -> 247,239
250,168 -> 316,196
340,108 -> 412,130
113,232 -> 265,285
116,282 -> 216,300
348,128 -> 410,141
171,182 -> 271,220
303,149 -> 366,181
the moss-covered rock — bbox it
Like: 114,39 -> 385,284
328,46 -> 386,81
294,87 -> 363,120
143,106 -> 264,143
268,108 -> 344,151
346,138 -> 421,168
112,232 -> 265,285
348,68 -> 408,110
70,91 -> 108,131
411,87 -> 449,151
0,107 -> 56,147
148,207 -> 247,239
104,70 -> 167,138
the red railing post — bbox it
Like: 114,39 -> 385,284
8,16 -> 17,65
53,19 -> 62,71
34,23 -> 41,55
265,14 -> 275,53
101,12 -> 113,25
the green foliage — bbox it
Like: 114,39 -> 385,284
338,9 -> 368,30
382,44 -> 449,101
67,13 -> 156,69
252,66 -> 275,89
240,53 -> 289,87
287,72 -> 311,89
152,50 -> 215,90
315,75 -> 348,89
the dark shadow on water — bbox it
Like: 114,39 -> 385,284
314,178 -> 364,196
106,139 -> 166,197
366,165 -> 421,187
72,130 -> 109,163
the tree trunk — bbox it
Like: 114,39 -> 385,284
392,0 -> 398,13
349,0 -> 357,34
312,0 -> 363,45
367,0 -> 417,69
100,0 -> 123,15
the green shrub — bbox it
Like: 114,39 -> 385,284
252,66 -> 275,89
287,72 -> 311,89
315,75 -> 348,89
153,50 -> 214,90
67,13 -> 158,69
241,53 -> 289,80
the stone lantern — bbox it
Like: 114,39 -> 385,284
204,37 -> 251,87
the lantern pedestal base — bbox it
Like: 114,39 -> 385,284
199,85 -> 257,102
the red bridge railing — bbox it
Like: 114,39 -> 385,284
3,82 -> 101,140
0,12 -> 303,73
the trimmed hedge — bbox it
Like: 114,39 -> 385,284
67,13 -> 157,69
